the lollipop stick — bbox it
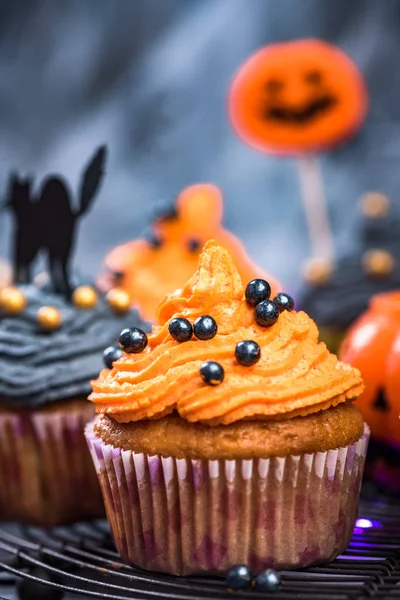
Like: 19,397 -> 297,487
297,155 -> 335,263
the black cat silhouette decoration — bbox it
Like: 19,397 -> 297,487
4,145 -> 107,297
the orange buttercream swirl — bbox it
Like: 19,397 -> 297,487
89,241 -> 364,425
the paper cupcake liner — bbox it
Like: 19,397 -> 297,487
85,422 -> 369,575
0,404 -> 104,526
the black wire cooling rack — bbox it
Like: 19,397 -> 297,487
0,492 -> 399,600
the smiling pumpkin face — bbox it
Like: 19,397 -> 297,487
340,292 -> 400,444
229,39 -> 367,155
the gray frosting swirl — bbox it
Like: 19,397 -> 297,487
0,285 -> 149,408
301,211 -> 400,329
300,256 -> 400,329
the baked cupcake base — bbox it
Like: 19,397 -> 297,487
0,399 -> 104,526
85,410 -> 369,575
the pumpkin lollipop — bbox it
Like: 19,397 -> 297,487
229,39 -> 368,265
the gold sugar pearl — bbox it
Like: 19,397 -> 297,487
72,285 -> 99,309
37,306 -> 62,331
106,288 -> 131,314
359,192 -> 390,219
302,257 -> 333,286
0,287 -> 27,315
362,249 -> 395,277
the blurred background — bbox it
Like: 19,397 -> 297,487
0,0 -> 398,292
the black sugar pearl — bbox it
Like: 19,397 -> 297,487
245,279 -> 271,306
193,315 -> 218,340
226,564 -> 253,591
255,300 -> 279,327
169,317 -> 193,342
148,235 -> 163,249
103,346 -> 123,369
143,228 -> 163,248
119,327 -> 148,353
235,340 -> 261,366
153,201 -> 178,222
273,292 -> 294,312
254,569 -> 281,593
200,361 -> 224,385
187,238 -> 201,253
113,270 -> 124,282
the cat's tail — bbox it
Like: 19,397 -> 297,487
76,145 -> 107,216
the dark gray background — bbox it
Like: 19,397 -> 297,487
0,0 -> 398,297
0,1 -> 399,597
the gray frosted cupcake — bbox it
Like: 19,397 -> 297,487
301,193 -> 400,352
0,282 -> 149,526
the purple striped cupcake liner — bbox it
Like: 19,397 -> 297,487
85,420 -> 369,575
0,403 -> 104,526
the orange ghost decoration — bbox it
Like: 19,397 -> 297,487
340,291 -> 400,444
229,39 -> 367,155
98,184 -> 281,321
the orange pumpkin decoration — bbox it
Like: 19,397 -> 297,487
340,291 -> 400,444
98,184 -> 281,321
229,39 -> 367,155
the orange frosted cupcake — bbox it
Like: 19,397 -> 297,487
98,183 -> 281,321
86,242 -> 368,575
